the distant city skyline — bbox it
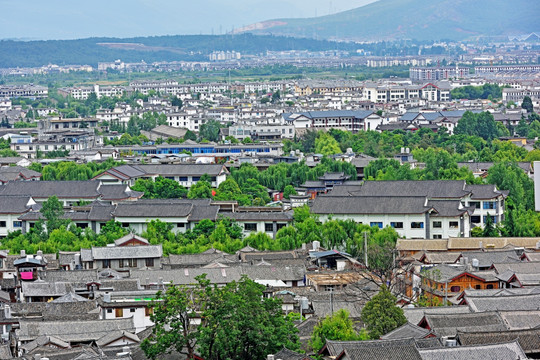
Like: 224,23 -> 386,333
0,0 -> 376,40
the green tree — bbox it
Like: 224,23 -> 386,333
283,185 -> 297,199
197,276 -> 300,360
39,196 -> 70,233
361,285 -> 407,339
482,213 -> 498,237
184,130 -> 197,141
315,132 -> 342,155
199,120 -> 222,142
187,180 -> 213,199
522,95 -> 534,114
310,309 -> 367,353
515,117 -> 530,137
141,276 -> 207,359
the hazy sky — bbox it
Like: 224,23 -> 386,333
0,0 -> 376,40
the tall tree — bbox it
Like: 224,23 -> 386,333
361,285 -> 407,339
310,309 -> 367,353
143,275 -> 300,360
522,95 -> 534,114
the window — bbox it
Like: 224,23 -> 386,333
370,222 -> 383,229
486,284 -> 494,289
145,307 -> 153,316
179,176 -> 188,181
130,308 -> 136,313
411,222 -> 424,229
107,309 -> 113,314
192,177 -> 201,182
122,223 -> 130,228
475,285 -> 481,289
146,258 -> 154,267
0,221 -> 6,228
450,286 -> 460,292
433,234 -> 443,239
324,285 -> 335,292
471,216 -> 481,223
76,222 -> 88,229
469,201 -> 480,209
449,221 -> 459,229
177,223 -> 185,228
115,308 -> 123,317
119,260 -> 125,268
483,201 -> 496,209
13,221 -> 22,228
102,260 -> 111,268
244,223 -> 257,231
390,222 -> 403,229
128,258 -> 137,268
276,223 -> 286,231
265,223 -> 274,232
432,221 -> 442,228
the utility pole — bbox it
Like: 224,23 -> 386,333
330,288 -> 334,316
364,231 -> 369,269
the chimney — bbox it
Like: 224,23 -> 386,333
221,268 -> 227,277
267,356 -> 275,360
4,305 -> 11,319
20,249 -> 26,258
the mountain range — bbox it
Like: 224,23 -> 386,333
234,0 -> 540,41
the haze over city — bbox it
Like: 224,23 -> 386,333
0,0 -> 375,40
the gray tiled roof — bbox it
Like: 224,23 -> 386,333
458,328 -> 540,354
220,210 -> 294,221
0,180 -> 101,199
88,244 -> 163,260
403,306 -> 471,326
380,322 -> 432,340
98,184 -> 143,201
464,184 -> 507,200
323,338 -> 424,359
311,195 -> 432,215
418,340 -> 527,360
0,195 -> 34,214
428,200 -> 473,217
16,317 -> 136,342
421,311 -> 507,337
349,180 -> 470,199
95,330 -> 140,347
112,201 -> 193,217
131,267 -> 243,286
461,250 -> 521,268
466,293 -> 540,312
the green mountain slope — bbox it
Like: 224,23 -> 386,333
237,0 -> 540,41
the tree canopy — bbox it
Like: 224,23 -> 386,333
142,275 -> 300,360
361,285 -> 407,339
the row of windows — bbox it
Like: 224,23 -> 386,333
107,307 -> 153,317
370,221 -> 425,229
102,258 -> 154,268
0,221 -> 22,228
432,221 -> 459,229
244,223 -> 287,232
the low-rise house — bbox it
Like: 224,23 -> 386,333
457,328 -> 540,358
0,196 -> 37,238
419,263 -> 499,301
0,166 -> 40,184
93,163 -> 229,188
80,242 -> 163,270
418,340 -> 527,360
0,181 -> 141,206
306,272 -> 367,292
219,208 -> 293,238
97,290 -> 158,333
